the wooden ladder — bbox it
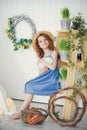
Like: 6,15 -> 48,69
56,30 -> 87,120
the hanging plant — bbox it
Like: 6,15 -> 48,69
5,15 -> 37,51
68,13 -> 87,99
71,13 -> 87,59
81,58 -> 87,88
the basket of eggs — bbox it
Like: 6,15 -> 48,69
21,107 -> 48,125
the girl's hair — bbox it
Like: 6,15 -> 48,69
35,34 -> 55,58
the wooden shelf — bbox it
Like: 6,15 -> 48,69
56,30 -> 87,120
58,60 -> 68,68
58,60 -> 84,69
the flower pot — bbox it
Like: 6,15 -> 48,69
60,51 -> 69,61
61,80 -> 66,89
61,20 -> 71,30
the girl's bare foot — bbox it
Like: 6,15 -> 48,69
9,112 -> 21,120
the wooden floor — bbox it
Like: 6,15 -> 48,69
0,100 -> 87,130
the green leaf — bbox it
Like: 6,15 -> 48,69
53,111 -> 59,118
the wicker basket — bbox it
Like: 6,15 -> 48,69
21,107 -> 48,125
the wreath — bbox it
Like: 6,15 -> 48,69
5,15 -> 37,51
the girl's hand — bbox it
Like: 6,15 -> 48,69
41,51 -> 57,70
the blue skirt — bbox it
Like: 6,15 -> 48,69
24,68 -> 61,96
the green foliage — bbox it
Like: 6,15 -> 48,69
71,13 -> 87,49
71,13 -> 87,89
53,111 -> 59,118
67,60 -> 75,68
71,89 -> 80,99
71,13 -> 87,35
76,78 -> 83,88
81,58 -> 87,88
61,7 -> 70,20
60,66 -> 67,80
59,39 -> 71,52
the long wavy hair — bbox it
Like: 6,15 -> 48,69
35,34 -> 55,58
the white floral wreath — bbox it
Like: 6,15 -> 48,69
5,15 -> 37,51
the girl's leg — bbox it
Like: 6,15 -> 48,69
9,93 -> 34,120
20,93 -> 34,111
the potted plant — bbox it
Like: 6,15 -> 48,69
60,66 -> 67,80
60,7 -> 71,30
70,13 -> 87,98
59,66 -> 68,88
59,39 -> 71,61
71,13 -> 87,31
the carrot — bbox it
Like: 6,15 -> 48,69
30,116 -> 46,125
27,115 -> 38,124
33,116 -> 45,125
29,115 -> 38,121
27,118 -> 32,123
26,115 -> 33,123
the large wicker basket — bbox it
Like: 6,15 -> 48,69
21,107 -> 48,125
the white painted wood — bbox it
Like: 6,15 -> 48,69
0,84 -> 8,114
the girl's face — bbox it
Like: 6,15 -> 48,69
38,36 -> 49,49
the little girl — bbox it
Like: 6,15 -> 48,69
9,31 -> 61,120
